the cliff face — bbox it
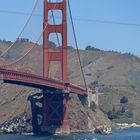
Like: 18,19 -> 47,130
1,40 -> 140,133
0,87 -> 111,134
0,78 -> 111,133
68,94 -> 111,132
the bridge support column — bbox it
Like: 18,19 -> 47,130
42,0 -> 70,134
61,94 -> 70,133
42,90 -> 70,134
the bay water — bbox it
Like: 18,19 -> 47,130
0,128 -> 140,140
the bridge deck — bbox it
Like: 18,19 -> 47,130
0,69 -> 87,96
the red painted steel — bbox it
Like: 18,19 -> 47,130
43,0 -> 70,133
0,67 -> 86,133
0,0 -> 88,134
0,69 -> 87,95
43,0 -> 68,83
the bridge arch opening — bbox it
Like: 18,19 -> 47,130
48,33 -> 62,49
48,10 -> 62,25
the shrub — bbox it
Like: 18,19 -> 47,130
107,110 -> 119,120
86,73 -> 92,76
90,101 -> 97,112
90,80 -> 98,86
120,96 -> 128,104
85,45 -> 101,51
107,65 -> 114,70
121,106 -> 126,113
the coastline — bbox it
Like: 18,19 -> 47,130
1,121 -> 140,135
115,123 -> 140,130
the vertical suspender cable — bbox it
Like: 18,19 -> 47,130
67,0 -> 88,90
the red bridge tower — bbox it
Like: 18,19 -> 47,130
43,0 -> 70,133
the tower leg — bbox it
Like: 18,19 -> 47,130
61,94 -> 70,134
42,90 -> 70,134
42,0 -> 69,134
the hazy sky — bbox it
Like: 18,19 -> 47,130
0,0 -> 140,56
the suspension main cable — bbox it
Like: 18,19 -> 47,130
67,0 -> 88,90
0,0 -> 58,68
0,0 -> 39,58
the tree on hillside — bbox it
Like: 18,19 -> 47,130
90,80 -> 98,87
121,106 -> 126,113
120,96 -> 128,104
85,45 -> 101,51
90,101 -> 97,112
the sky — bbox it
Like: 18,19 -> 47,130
0,0 -> 140,56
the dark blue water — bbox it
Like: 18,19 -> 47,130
0,128 -> 140,140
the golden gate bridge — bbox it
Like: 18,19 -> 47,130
0,0 -> 88,134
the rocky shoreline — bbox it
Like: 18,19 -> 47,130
2,117 -> 139,136
0,113 -> 33,134
1,112 -> 139,136
0,116 -> 112,135
0,114 -> 110,135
